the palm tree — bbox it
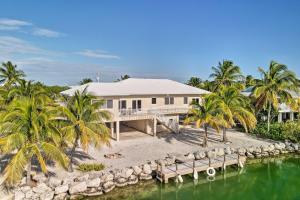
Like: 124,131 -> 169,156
217,87 -> 257,142
252,61 -> 300,132
0,97 -> 68,185
117,74 -> 130,81
186,77 -> 202,87
210,60 -> 244,92
0,61 -> 25,87
79,78 -> 93,85
59,88 -> 111,171
184,95 -> 228,147
245,75 -> 258,88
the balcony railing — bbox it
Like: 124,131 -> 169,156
118,107 -> 189,117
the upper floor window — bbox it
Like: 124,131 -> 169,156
106,100 -> 113,108
192,98 -> 200,104
184,97 -> 188,104
152,98 -> 157,104
165,97 -> 174,105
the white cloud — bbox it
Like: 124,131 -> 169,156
0,18 -> 32,30
32,28 -> 64,38
76,49 -> 120,59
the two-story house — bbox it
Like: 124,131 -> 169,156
61,78 -> 210,141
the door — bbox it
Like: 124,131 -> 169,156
132,100 -> 142,111
119,100 -> 127,115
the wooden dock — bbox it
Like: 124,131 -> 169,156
156,153 -> 242,183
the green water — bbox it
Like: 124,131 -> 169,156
90,155 -> 300,200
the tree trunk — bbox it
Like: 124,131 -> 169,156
26,158 -> 32,185
267,102 -> 272,132
68,136 -> 79,172
223,127 -> 228,142
203,125 -> 208,147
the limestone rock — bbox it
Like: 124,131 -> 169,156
55,184 -> 69,195
215,148 -> 225,156
206,150 -> 217,159
246,146 -> 255,154
185,153 -> 195,160
139,173 -> 152,180
54,193 -> 67,200
20,186 -> 31,193
87,178 -> 101,188
102,173 -> 114,182
224,147 -> 232,155
69,181 -> 87,195
128,175 -> 138,185
132,166 -> 142,175
40,191 -> 55,200
32,174 -> 47,183
14,191 -> 25,200
121,168 -> 133,179
32,183 -> 52,194
194,151 -> 206,160
49,177 -> 62,189
142,164 -> 152,174
25,189 -> 33,199
102,181 -> 115,193
62,177 -> 74,185
74,174 -> 89,182
237,148 -> 246,156
115,177 -> 128,187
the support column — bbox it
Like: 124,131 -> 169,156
278,112 -> 282,123
116,121 -> 120,141
153,118 -> 157,137
290,112 -> 294,121
110,122 -> 115,139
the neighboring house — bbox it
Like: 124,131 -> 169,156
241,87 -> 300,122
61,78 -> 210,141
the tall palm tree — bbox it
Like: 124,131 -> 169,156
210,60 -> 244,92
217,87 -> 257,142
184,95 -> 228,147
186,77 -> 202,87
0,61 -> 25,87
0,97 -> 68,185
79,78 -> 93,85
245,75 -> 258,88
59,88 -> 111,171
252,61 -> 300,132
117,74 -> 130,81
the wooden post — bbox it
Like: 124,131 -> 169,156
176,163 -> 178,172
209,157 -> 211,167
193,160 -> 195,169
237,154 -> 240,168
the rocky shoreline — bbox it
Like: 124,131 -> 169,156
12,140 -> 299,200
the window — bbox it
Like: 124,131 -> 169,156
106,100 -> 113,109
165,97 -> 174,105
152,98 -> 156,104
184,97 -> 188,104
119,100 -> 127,109
192,98 -> 199,104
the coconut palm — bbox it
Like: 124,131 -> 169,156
59,88 -> 111,171
217,87 -> 257,142
252,61 -> 300,132
0,97 -> 68,185
186,77 -> 202,87
210,60 -> 244,92
0,61 -> 25,87
117,74 -> 130,81
184,95 -> 228,147
79,78 -> 93,85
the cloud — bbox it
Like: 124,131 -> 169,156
76,49 -> 120,59
0,18 -> 32,30
32,28 -> 64,38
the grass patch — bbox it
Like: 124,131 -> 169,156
77,163 -> 105,172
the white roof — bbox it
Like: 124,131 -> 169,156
61,78 -> 210,97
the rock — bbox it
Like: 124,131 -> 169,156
32,183 -> 52,194
274,150 -> 280,155
82,188 -> 103,196
246,146 -> 255,154
139,173 -> 152,180
19,177 -> 26,186
128,175 -> 138,185
32,174 -> 47,183
261,152 -> 269,157
102,173 -> 114,182
224,147 -> 232,155
165,156 -> 176,165
254,146 -> 262,154
238,148 -> 246,156
194,151 -> 206,160
142,164 -> 152,174
62,177 -> 74,185
286,145 -> 295,152
215,148 -> 225,156
246,152 -> 255,159
121,168 -> 133,179
132,166 -> 142,175
40,191 -> 54,200
14,191 -> 25,200
25,189 -> 33,199
20,186 -> 31,193
74,174 -> 89,182
185,153 -> 195,160
206,150 -> 216,159
102,181 -> 115,193
55,184 -> 69,195
69,181 -> 87,195
54,193 -> 67,200
268,144 -> 275,152
149,160 -> 157,170
49,177 -> 62,189
87,178 -> 101,188
115,177 -> 128,187
291,143 -> 299,151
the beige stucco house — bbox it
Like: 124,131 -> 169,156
61,78 -> 210,141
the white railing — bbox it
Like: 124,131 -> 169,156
118,107 -> 189,117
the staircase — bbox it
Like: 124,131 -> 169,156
155,113 -> 179,134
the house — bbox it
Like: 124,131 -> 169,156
241,87 -> 299,122
61,78 -> 210,141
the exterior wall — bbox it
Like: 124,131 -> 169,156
123,119 -> 153,134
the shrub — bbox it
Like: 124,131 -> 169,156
77,163 -> 105,172
251,120 -> 300,142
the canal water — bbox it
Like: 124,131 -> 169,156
89,154 -> 300,200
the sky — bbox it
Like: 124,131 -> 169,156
1,0 -> 300,85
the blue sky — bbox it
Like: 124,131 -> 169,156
1,0 -> 300,85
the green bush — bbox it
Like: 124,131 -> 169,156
251,120 -> 300,142
77,163 -> 105,172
